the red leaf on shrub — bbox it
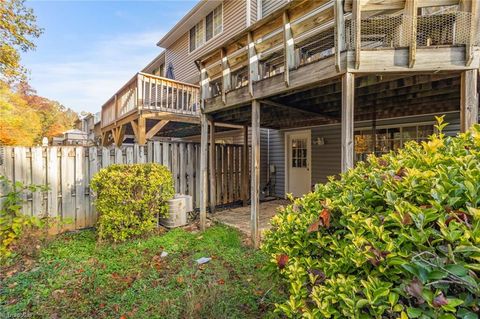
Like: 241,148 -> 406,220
307,220 -> 320,233
320,208 -> 330,228
396,167 -> 407,177
432,293 -> 448,308
402,213 -> 413,225
446,210 -> 470,227
378,159 -> 388,167
276,254 -> 289,269
405,278 -> 424,304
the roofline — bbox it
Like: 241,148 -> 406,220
141,51 -> 165,73
156,0 -> 221,48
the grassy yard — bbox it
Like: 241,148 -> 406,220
0,225 -> 285,318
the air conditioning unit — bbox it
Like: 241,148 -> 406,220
159,194 -> 193,228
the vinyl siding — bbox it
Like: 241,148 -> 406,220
250,0 -> 258,24
164,0 -> 247,84
261,0 -> 287,18
272,112 -> 461,197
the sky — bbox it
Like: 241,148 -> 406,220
22,0 -> 199,114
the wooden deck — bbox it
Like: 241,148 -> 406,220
195,0 -> 480,248
212,199 -> 290,236
100,73 -> 201,146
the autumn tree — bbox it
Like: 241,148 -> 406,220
0,80 -> 41,145
0,0 -> 43,82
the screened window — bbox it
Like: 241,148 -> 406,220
189,4 -> 223,52
354,123 -> 434,162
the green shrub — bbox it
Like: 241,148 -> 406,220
91,163 -> 174,242
0,176 -> 44,261
263,117 -> 480,318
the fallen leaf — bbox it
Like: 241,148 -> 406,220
176,276 -> 184,284
217,279 -> 225,285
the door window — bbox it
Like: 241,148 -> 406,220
291,138 -> 307,168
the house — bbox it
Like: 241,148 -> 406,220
100,0 -> 479,246
75,112 -> 102,145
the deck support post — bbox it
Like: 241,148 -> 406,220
200,111 -> 209,231
242,125 -> 249,207
460,69 -> 479,132
137,116 -> 146,145
113,125 -> 125,147
405,0 -> 418,68
341,72 -> 355,173
283,10 -> 295,86
209,120 -> 216,213
352,0 -> 361,69
334,0 -> 345,72
221,48 -> 231,104
248,32 -> 259,97
251,100 -> 260,248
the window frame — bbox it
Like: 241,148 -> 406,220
188,3 -> 223,54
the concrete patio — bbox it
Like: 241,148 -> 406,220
212,199 -> 290,236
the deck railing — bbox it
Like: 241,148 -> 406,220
101,73 -> 200,128
198,0 -> 478,102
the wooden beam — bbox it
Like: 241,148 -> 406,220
242,125 -> 249,206
221,48 -> 231,103
341,72 -> 354,173
460,69 -> 479,132
405,0 -> 418,68
334,0 -> 345,72
260,99 -> 338,121
209,120 -> 216,213
251,100 -> 260,248
353,0 -> 361,69
466,0 -> 478,66
201,63 -> 210,100
113,125 -> 126,147
283,10 -> 295,87
137,74 -> 144,109
137,116 -> 146,145
199,112 -> 209,231
248,31 -> 259,96
146,120 -> 169,140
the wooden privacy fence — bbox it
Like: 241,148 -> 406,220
0,142 -> 247,230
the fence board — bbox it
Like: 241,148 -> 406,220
31,147 -> 46,217
75,147 -> 86,228
47,147 -> 59,218
61,147 -> 76,230
14,147 -> 30,215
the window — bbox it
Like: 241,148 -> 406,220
354,123 -> 434,162
291,138 -> 307,168
189,4 -> 223,52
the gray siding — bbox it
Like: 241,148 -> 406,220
261,0 -> 287,18
271,111 -> 461,197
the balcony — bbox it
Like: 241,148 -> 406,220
197,0 -> 480,113
101,72 -> 200,130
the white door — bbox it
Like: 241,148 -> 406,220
286,130 -> 311,197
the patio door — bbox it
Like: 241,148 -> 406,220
286,130 -> 311,198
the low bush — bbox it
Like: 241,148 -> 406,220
91,163 -> 175,242
263,117 -> 480,318
0,176 -> 45,262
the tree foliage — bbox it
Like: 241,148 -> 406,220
263,117 -> 480,318
0,80 -> 77,146
0,0 -> 43,82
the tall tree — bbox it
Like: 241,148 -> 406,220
0,0 -> 43,82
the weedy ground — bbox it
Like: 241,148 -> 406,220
1,225 -> 285,318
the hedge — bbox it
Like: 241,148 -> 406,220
91,163 -> 174,242
262,117 -> 480,318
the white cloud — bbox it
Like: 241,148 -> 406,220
27,29 -> 165,114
